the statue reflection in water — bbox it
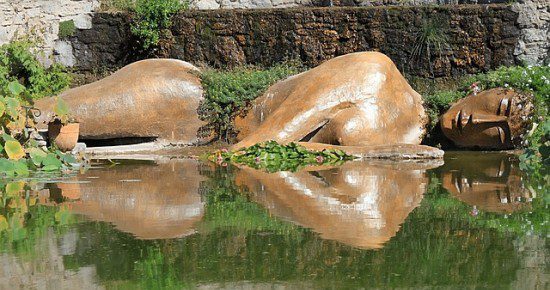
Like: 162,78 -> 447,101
438,152 -> 535,214
235,160 -> 441,249
44,152 -> 534,249
47,159 -> 205,240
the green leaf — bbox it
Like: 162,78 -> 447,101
13,160 -> 29,175
0,101 -> 5,118
28,148 -> 47,166
5,97 -> 20,118
1,133 -> 15,142
56,151 -> 77,165
53,97 -> 70,121
0,215 -> 8,232
5,141 -> 25,160
5,182 -> 24,196
0,158 -> 15,175
42,153 -> 62,169
7,81 -> 25,96
42,164 -> 60,171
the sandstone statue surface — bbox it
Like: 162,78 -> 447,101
35,59 -> 205,144
235,52 -> 429,149
440,88 -> 535,150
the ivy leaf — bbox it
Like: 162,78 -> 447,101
5,141 -> 25,160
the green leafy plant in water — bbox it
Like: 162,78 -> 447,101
130,0 -> 186,52
0,81 -> 82,176
208,141 -> 355,173
0,180 -> 78,245
0,40 -> 70,99
199,63 -> 302,142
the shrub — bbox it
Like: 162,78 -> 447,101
462,65 -> 549,117
198,63 -> 302,142
130,0 -> 185,52
0,41 -> 71,99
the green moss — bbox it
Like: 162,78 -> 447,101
58,20 -> 76,39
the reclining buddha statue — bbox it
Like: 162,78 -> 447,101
235,52 -> 535,154
33,52 -> 534,155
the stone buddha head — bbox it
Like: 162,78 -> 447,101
440,88 -> 534,149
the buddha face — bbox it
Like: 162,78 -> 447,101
440,89 -> 519,149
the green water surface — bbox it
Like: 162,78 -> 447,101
0,152 -> 547,289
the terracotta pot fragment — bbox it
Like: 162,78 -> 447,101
48,122 -> 80,152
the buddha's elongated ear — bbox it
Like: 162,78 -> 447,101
508,90 -> 535,148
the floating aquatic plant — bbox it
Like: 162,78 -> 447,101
208,141 -> 354,172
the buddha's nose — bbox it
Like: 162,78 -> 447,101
471,114 -> 508,125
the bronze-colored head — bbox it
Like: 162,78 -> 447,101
440,88 -> 534,149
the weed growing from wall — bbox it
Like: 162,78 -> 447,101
130,0 -> 186,52
58,20 -> 76,39
99,0 -> 136,11
411,18 -> 450,78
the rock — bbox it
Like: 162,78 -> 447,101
53,40 -> 75,67
71,142 -> 87,155
35,59 -> 206,144
235,52 -> 428,149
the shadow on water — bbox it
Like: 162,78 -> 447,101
0,153 -> 547,288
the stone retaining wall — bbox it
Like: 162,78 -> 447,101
69,5 -> 524,78
1,1 -> 547,77
0,0 -> 100,66
188,0 -> 508,10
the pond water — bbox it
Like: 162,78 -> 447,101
0,152 -> 547,289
